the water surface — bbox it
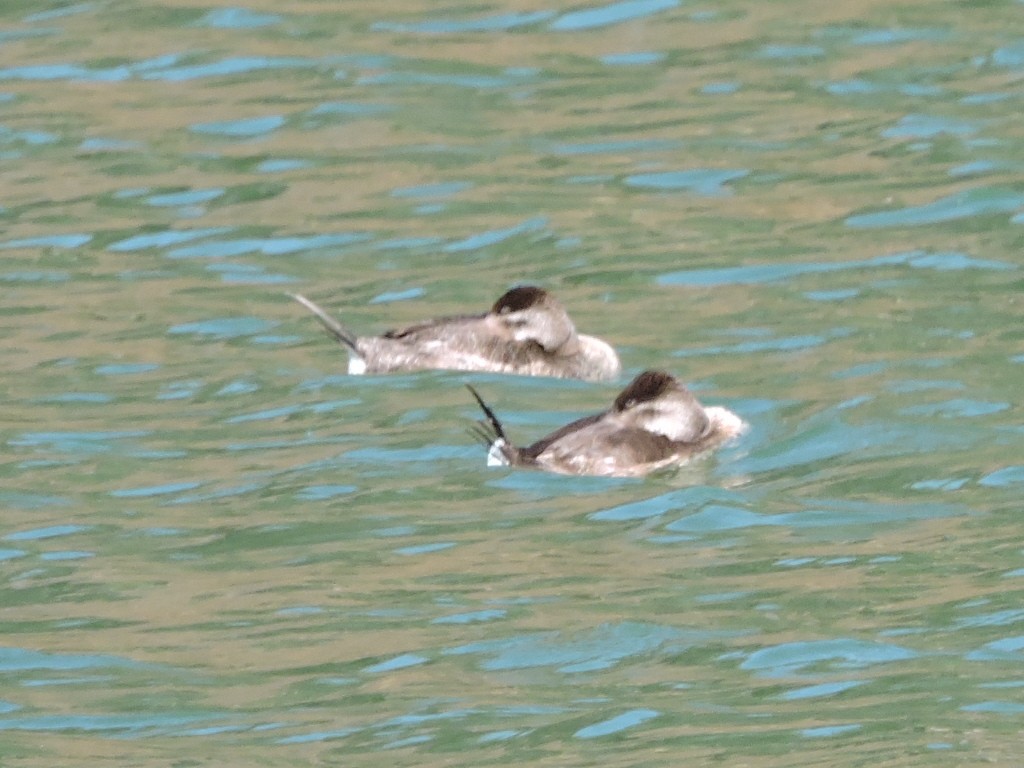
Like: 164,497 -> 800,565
1,0 -> 1023,764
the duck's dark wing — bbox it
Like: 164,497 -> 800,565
519,411 -> 607,460
383,312 -> 488,341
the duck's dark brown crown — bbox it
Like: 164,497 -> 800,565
614,370 -> 677,412
491,285 -> 548,314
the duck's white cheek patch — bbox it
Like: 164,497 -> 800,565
487,440 -> 510,467
347,356 -> 367,375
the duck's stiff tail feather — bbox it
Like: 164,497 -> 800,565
289,293 -> 359,352
466,385 -> 513,467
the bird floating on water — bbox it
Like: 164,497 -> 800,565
467,370 -> 745,478
291,286 -> 621,382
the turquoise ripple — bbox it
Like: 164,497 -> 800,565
574,709 -> 660,739
5,524 -> 88,542
846,187 -> 1024,228
1,234 -> 91,249
190,115 -> 285,137
146,188 -> 224,207
110,481 -> 202,498
659,249 -> 1015,286
882,113 -> 980,139
432,609 -> 506,625
295,485 -> 357,500
601,52 -> 664,66
374,10 -> 554,33
145,57 -> 310,82
363,654 -> 428,673
443,217 -> 547,252
445,621 -> 683,672
801,724 -> 862,738
551,0 -> 679,31
0,54 -> 304,84
741,638 -> 916,677
168,317 -> 275,339
168,233 -> 368,258
197,8 -> 282,28
779,680 -> 865,700
625,168 -> 748,196
108,227 -> 233,253
0,646 -> 147,671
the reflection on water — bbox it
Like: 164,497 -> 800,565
2,0 -> 1023,763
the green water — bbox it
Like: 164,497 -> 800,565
1,0 -> 1023,764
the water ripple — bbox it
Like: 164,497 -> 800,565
658,249 -> 1015,286
196,8 -> 282,29
190,115 -> 286,138
574,708 -> 660,739
601,52 -> 665,66
550,0 -> 679,32
443,217 -> 548,252
625,168 -> 748,196
882,113 -> 982,140
779,680 -> 866,700
10,430 -> 149,454
591,486 -> 745,522
1,234 -> 91,249
168,317 -> 276,339
0,646 -> 145,672
359,69 -> 534,90
5,525 -> 88,542
0,713 -> 213,735
546,138 -> 679,156
979,467 -> 1024,487
758,45 -> 824,59
23,3 -> 93,22
374,11 -> 554,34
845,28 -> 949,46
741,639 -> 917,677
663,496 -> 963,534
363,653 -> 428,674
167,233 -> 369,259
146,188 -> 224,207
445,622 -> 692,673
149,56 -> 308,82
432,609 -> 506,625
965,635 -> 1024,662
801,723 -> 862,738
990,41 -> 1024,68
846,187 -> 1024,228
391,181 -> 472,198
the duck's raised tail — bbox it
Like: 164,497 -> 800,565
466,384 -> 514,467
289,293 -> 359,352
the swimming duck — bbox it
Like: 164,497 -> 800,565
468,370 -> 744,477
291,286 -> 621,381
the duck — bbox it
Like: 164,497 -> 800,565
467,370 -> 745,477
290,285 -> 621,381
